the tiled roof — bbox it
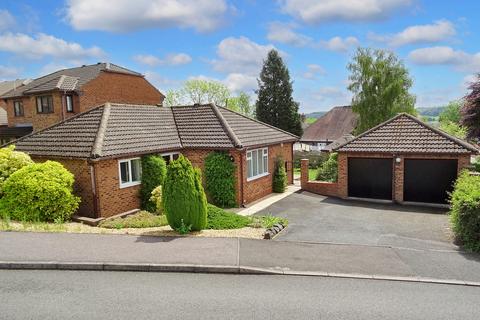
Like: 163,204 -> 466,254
12,103 -> 298,159
301,106 -> 358,142
323,134 -> 355,152
334,113 -> 479,154
1,63 -> 141,99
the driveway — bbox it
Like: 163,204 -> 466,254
257,191 -> 456,251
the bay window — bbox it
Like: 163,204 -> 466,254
246,148 -> 268,181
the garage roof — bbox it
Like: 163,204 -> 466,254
334,113 -> 479,154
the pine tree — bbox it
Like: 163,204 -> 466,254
462,74 -> 480,142
256,50 -> 303,136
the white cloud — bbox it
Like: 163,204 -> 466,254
267,22 -> 312,47
280,0 -> 412,24
0,33 -> 104,61
302,64 -> 326,79
66,0 -> 229,32
370,20 -> 456,47
0,65 -> 20,80
212,36 -> 277,75
318,36 -> 359,52
224,73 -> 257,93
0,10 -> 16,31
144,71 -> 180,90
408,46 -> 480,72
134,53 -> 192,67
39,62 -> 72,75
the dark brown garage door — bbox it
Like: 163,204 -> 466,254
348,158 -> 393,200
404,159 -> 458,204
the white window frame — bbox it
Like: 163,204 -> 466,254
246,147 -> 269,181
65,95 -> 74,113
118,157 -> 142,188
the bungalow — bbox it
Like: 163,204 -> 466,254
11,103 -> 298,218
0,79 -> 32,145
301,113 -> 478,205
297,106 -> 358,151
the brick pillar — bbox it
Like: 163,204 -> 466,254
393,155 -> 404,203
301,159 -> 309,188
337,153 -> 348,198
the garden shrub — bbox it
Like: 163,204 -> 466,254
273,157 -> 287,193
316,152 -> 338,182
140,155 -> 166,212
0,145 -> 34,195
450,171 -> 480,252
204,151 -> 237,208
163,155 -> 207,231
206,204 -> 250,229
473,158 -> 480,172
149,185 -> 163,215
0,161 -> 80,222
99,211 -> 167,229
293,151 -> 328,169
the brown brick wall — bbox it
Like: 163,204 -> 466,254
32,157 -> 95,217
93,158 -> 141,218
241,143 -> 294,204
300,158 -> 339,197
79,72 -> 163,112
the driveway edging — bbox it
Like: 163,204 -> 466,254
1,261 -> 479,287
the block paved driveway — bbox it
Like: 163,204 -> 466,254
257,191 -> 456,251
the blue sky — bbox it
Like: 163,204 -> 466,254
0,0 -> 479,113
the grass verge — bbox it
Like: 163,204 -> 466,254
99,211 -> 168,229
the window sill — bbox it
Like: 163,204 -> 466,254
119,181 -> 141,189
247,172 -> 270,182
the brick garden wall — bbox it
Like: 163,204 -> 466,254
300,159 -> 340,197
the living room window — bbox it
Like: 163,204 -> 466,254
13,101 -> 24,117
118,158 -> 142,188
66,95 -> 74,113
36,95 -> 54,114
246,148 -> 268,181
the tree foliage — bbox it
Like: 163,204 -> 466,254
273,158 -> 288,193
348,48 -> 416,133
163,155 -> 207,231
163,79 -> 229,107
0,161 -> 80,222
226,92 -> 254,117
204,152 -> 237,208
316,153 -> 338,182
450,172 -> 480,252
140,155 -> 167,213
256,49 -> 303,136
439,100 -> 462,124
461,74 -> 480,141
0,145 -> 34,195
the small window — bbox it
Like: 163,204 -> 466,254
36,95 -> 54,114
66,95 -> 74,113
246,148 -> 268,181
118,158 -> 142,188
161,152 -> 180,164
13,101 -> 24,117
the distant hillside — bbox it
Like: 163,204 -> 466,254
305,111 -> 326,119
416,106 -> 445,117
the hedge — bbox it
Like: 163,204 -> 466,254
204,151 -> 237,207
449,171 -> 480,252
0,161 -> 80,222
140,155 -> 166,212
163,155 -> 207,231
0,145 -> 33,194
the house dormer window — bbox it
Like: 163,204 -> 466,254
36,95 -> 54,114
13,101 -> 24,117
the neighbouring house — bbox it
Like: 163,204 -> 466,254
296,106 -> 358,151
0,79 -> 32,144
11,103 -> 297,218
0,63 -> 164,144
301,113 -> 479,205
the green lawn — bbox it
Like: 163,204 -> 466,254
294,167 -> 317,181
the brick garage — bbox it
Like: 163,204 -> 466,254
301,113 -> 478,205
13,103 -> 297,218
